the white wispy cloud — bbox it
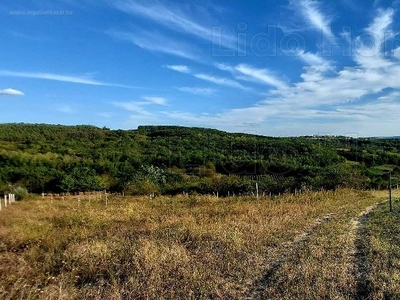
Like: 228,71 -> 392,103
214,63 -> 288,91
0,70 -> 132,88
299,52 -> 332,69
164,7 -> 400,136
164,65 -> 191,74
294,0 -> 333,37
177,87 -> 215,96
214,63 -> 235,73
113,1 -> 236,48
270,8 -> 400,108
113,96 -> 167,116
355,8 -> 394,68
0,88 -> 24,96
366,8 -> 394,40
107,29 -> 198,61
165,94 -> 400,136
392,47 -> 400,59
142,96 -> 167,105
194,73 -> 247,89
113,102 -> 153,116
235,64 -> 288,90
377,91 -> 400,101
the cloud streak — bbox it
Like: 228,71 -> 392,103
107,29 -> 198,61
0,70 -> 133,88
194,73 -> 247,90
0,88 -> 24,96
142,96 -> 167,105
178,87 -> 215,96
113,1 -> 236,48
113,96 -> 167,116
235,64 -> 288,90
294,0 -> 333,37
164,65 -> 191,73
355,8 -> 395,68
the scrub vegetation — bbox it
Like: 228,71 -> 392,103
0,123 -> 399,197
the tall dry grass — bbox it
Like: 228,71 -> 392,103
0,189 -> 390,299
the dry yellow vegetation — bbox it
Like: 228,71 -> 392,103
0,189 -> 396,299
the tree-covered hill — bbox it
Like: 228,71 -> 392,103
0,123 -> 398,195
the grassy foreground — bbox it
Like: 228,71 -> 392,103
359,196 -> 400,299
0,189 -> 395,299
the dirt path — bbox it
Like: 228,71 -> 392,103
245,212 -> 336,300
245,201 -> 384,300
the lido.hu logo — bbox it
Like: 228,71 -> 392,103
212,23 -> 400,58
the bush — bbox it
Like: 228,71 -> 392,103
125,180 -> 159,195
10,186 -> 29,200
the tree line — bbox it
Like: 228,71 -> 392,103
0,123 -> 399,196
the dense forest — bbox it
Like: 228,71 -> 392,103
0,123 -> 399,197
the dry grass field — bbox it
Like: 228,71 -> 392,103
0,189 -> 398,299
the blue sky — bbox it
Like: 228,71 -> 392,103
1,0 -> 400,136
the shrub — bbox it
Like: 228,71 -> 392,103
10,186 -> 29,200
125,180 -> 159,195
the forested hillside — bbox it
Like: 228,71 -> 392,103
0,123 -> 398,196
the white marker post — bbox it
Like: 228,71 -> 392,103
256,183 -> 259,200
4,195 -> 7,208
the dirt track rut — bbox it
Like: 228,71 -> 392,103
246,202 -> 382,300
245,212 -> 336,299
